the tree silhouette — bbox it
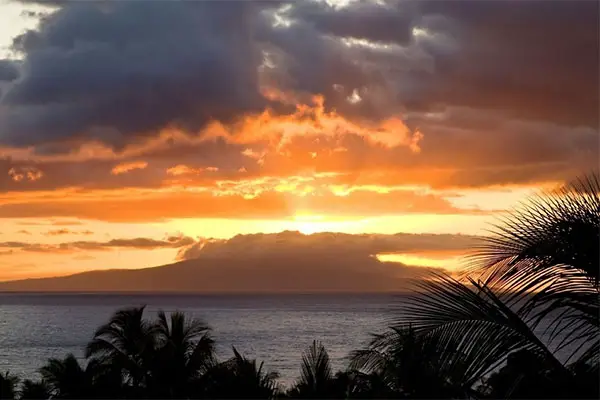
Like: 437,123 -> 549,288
0,372 -> 19,400
39,354 -> 126,399
391,172 -> 599,398
287,340 -> 343,398
85,306 -> 158,390
39,354 -> 93,399
148,310 -> 215,398
200,347 -> 279,399
19,380 -> 50,400
350,326 -> 469,398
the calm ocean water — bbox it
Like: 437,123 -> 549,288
0,293 -> 398,387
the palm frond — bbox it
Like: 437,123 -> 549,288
466,172 -> 599,369
186,333 -> 216,375
84,306 -> 159,388
349,331 -> 393,374
39,354 -> 88,398
469,171 -> 599,286
217,347 -> 280,397
85,306 -> 157,359
394,272 -> 568,388
0,371 -> 20,400
19,379 -> 50,400
155,310 -> 212,356
298,340 -> 333,391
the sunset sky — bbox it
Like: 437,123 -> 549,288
0,0 -> 597,283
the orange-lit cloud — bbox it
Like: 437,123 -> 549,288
0,183 -> 493,222
8,166 -> 43,182
16,219 -> 84,226
111,161 -> 148,175
166,165 -> 219,176
43,228 -> 93,236
203,94 -> 423,151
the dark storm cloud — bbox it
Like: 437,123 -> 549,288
287,0 -> 416,45
0,0 -> 596,186
260,0 -> 598,126
0,60 -> 19,81
255,1 -> 440,120
1,1 -> 268,148
406,0 -> 600,127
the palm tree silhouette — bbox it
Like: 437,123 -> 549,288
390,172 -> 599,398
349,326 -> 469,398
288,340 -> 341,398
39,354 -> 125,399
18,379 -> 50,400
200,347 -> 279,399
0,371 -> 19,400
149,310 -> 216,398
85,306 -> 158,391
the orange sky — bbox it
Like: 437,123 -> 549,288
0,0 -> 597,283
0,93 -> 552,281
0,181 -> 551,281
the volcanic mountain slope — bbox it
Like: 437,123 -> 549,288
0,251 -> 435,293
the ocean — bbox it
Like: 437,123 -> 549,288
0,293 -> 398,388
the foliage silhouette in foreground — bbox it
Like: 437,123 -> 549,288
0,372 -> 19,400
382,172 -> 599,398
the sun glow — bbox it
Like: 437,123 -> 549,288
376,252 -> 466,270
292,214 -> 328,234
289,213 -> 376,235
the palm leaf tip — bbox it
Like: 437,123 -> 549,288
297,340 -> 333,391
469,171 -> 600,286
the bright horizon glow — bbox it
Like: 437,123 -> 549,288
376,252 -> 466,270
0,210 -> 497,281
166,212 -> 496,239
290,213 -> 372,235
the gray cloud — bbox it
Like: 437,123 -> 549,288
288,0 -> 416,45
178,230 -> 480,261
0,60 -> 19,81
0,234 -> 195,253
407,0 -> 599,127
258,0 -> 598,127
2,1 -> 269,148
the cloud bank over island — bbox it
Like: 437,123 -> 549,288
0,231 -> 479,291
